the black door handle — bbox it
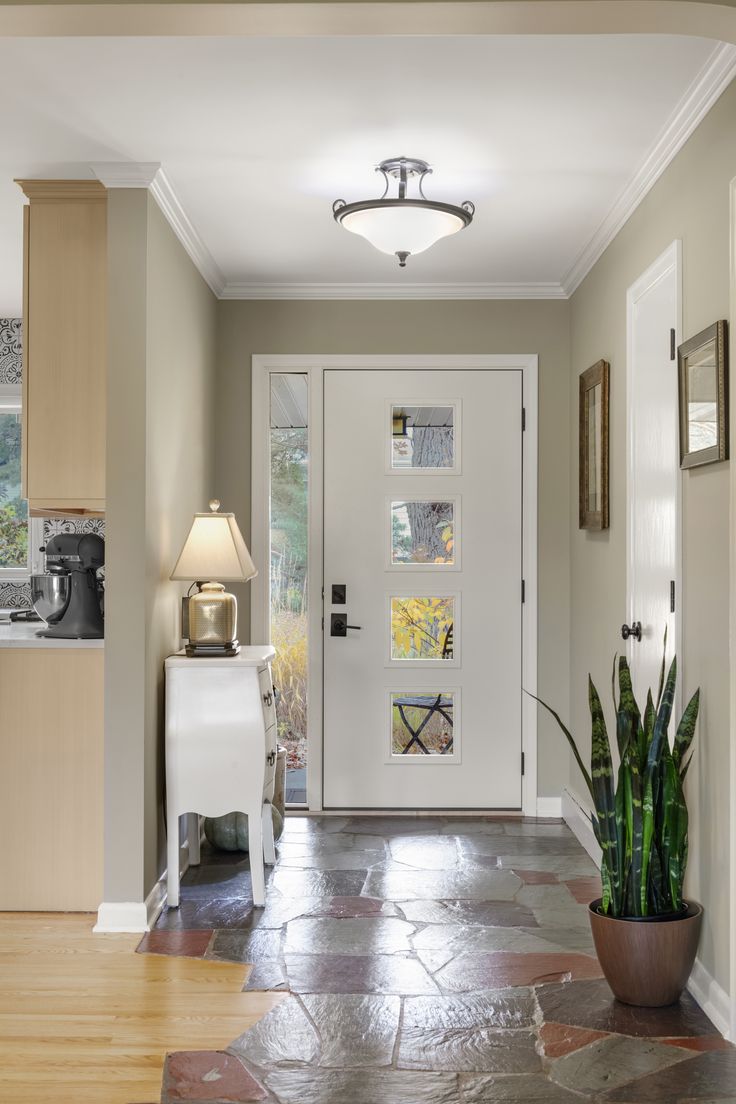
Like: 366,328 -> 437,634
621,622 -> 642,642
331,614 -> 362,637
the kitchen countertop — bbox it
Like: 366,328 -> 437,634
0,621 -> 104,649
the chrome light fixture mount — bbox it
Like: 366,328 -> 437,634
333,156 -> 475,268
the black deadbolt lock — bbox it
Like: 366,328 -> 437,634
331,583 -> 347,604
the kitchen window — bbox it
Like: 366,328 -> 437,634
0,386 -> 42,579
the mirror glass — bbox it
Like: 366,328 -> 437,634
685,337 -> 718,453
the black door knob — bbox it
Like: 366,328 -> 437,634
621,621 -> 642,642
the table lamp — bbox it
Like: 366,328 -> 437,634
170,499 -> 257,657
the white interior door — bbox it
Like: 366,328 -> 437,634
323,368 -> 523,809
627,242 -> 681,697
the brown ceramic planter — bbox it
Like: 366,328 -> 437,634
589,899 -> 703,1007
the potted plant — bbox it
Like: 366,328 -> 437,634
532,648 -> 702,1007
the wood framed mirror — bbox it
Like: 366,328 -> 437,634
579,359 -> 610,530
678,320 -> 728,469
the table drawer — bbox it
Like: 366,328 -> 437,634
258,665 -> 277,731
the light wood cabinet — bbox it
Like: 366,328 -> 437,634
18,180 -> 107,516
0,647 -> 104,911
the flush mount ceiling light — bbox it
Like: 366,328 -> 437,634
333,157 -> 475,268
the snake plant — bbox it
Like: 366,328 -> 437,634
531,648 -> 699,918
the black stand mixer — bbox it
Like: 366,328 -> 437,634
38,533 -> 105,639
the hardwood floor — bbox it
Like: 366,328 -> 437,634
0,912 -> 284,1104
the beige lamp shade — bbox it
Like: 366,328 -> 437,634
170,500 -> 257,582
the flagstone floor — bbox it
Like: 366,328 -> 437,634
139,816 -> 736,1103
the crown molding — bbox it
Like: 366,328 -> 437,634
91,161 -> 225,297
219,281 -> 568,300
561,40 -> 736,296
91,161 -> 161,188
148,169 -> 225,296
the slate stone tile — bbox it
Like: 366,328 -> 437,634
401,991 -> 537,1043
244,897 -> 322,929
602,1050 -> 736,1101
665,1037 -> 736,1054
512,869 -> 560,885
277,849 -> 385,871
439,821 -> 507,836
462,835 -> 583,857
531,906 -> 594,932
389,836 -> 460,870
524,925 -> 597,955
458,927 -> 589,956
243,961 -> 289,991
309,895 -> 386,918
435,950 -> 602,991
363,867 -> 521,901
301,993 -> 401,1067
397,901 -> 459,924
136,929 -> 212,958
417,947 -> 457,973
400,1026 -> 540,1073
277,833 -> 385,856
284,916 -> 415,956
462,1073 -> 586,1102
205,928 -> 283,964
516,884 -> 587,910
284,952 -> 438,995
496,853 -> 600,877
229,995 -> 320,1067
563,875 -> 602,903
343,817 -> 446,836
155,899 -> 259,931
271,869 -> 367,898
538,1021 -> 610,1058
461,854 -> 503,871
162,1049 -> 266,1102
549,1033 -> 692,1095
265,1068 -> 459,1104
536,978 -> 721,1038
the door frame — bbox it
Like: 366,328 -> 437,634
252,354 -> 539,815
625,241 -> 683,696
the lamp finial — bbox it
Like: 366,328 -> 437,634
209,498 -> 221,513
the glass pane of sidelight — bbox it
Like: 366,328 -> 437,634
391,500 -> 455,565
391,691 -> 455,756
391,404 -> 455,469
390,596 -> 455,660
270,374 -> 309,805
0,410 -> 28,571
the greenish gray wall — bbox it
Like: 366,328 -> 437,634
569,78 -> 736,993
214,298 -> 571,798
104,191 -> 217,903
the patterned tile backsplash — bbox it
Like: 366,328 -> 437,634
0,319 -> 105,609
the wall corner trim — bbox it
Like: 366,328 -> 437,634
93,900 -> 150,934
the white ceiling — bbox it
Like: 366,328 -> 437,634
0,33 -> 731,312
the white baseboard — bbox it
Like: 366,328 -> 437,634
536,796 -> 562,818
94,840 -> 190,934
561,787 -> 601,864
687,956 -> 732,1039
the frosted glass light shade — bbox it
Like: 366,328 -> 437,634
170,511 -> 257,582
340,204 -> 465,257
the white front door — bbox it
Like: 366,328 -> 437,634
322,368 -> 523,809
627,242 -> 681,698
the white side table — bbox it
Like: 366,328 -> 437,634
164,645 -> 278,908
